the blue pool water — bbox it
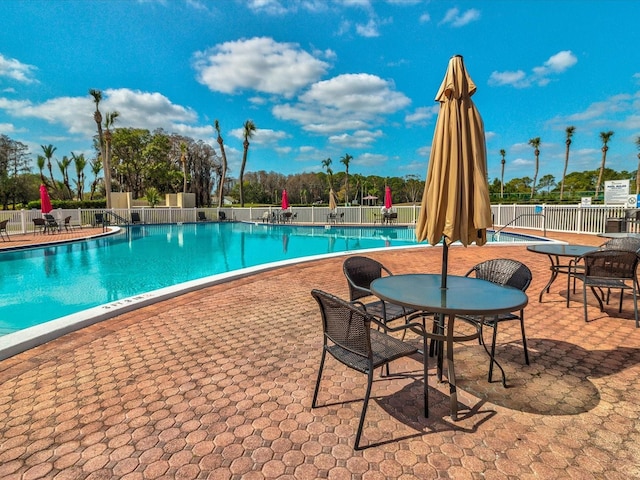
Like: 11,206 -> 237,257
0,223 -> 544,335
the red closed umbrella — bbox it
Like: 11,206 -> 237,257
384,186 -> 393,209
281,189 -> 290,210
40,184 -> 53,214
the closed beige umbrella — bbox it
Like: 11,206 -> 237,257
415,55 -> 492,287
329,188 -> 337,211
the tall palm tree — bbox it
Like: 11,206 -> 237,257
635,135 -> 640,195
560,126 -> 576,201
340,153 -> 353,206
594,130 -> 614,200
499,149 -> 506,199
41,144 -> 57,193
321,157 -> 333,189
215,120 -> 228,208
528,137 -> 541,199
103,111 -> 119,208
180,142 -> 188,194
89,89 -> 105,158
239,119 -> 256,207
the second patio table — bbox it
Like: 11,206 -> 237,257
371,274 -> 528,420
526,244 -> 596,302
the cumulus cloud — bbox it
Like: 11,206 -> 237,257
405,106 -> 438,125
272,73 -> 410,135
0,88 -> 207,138
489,50 -> 578,88
0,54 -> 38,84
356,19 -> 380,37
328,129 -> 382,148
440,8 -> 480,27
193,37 -> 329,98
229,127 -> 290,146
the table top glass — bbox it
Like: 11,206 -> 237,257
370,274 -> 528,315
526,244 -> 596,257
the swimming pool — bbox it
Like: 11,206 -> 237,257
0,222 -> 548,337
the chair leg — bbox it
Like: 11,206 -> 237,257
487,324 -> 498,383
354,368 -> 374,450
312,349 -> 327,408
520,313 -> 530,365
583,284 -> 589,322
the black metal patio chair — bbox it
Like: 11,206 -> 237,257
458,258 -> 532,383
310,289 -> 427,450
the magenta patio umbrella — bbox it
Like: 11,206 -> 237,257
281,189 -> 290,210
384,186 -> 393,209
40,184 -> 53,214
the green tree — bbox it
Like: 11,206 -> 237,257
89,89 -> 107,201
36,155 -> 46,185
56,155 -> 73,199
321,157 -> 333,189
537,174 -> 556,194
560,126 -> 575,201
528,137 -> 541,199
89,157 -> 102,200
180,141 -> 188,194
340,153 -> 352,205
103,110 -> 119,208
72,152 -> 87,200
499,149 -> 506,198
239,120 -> 256,207
144,186 -> 161,207
594,130 -> 614,200
41,144 -> 57,194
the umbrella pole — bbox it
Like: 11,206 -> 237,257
441,238 -> 448,289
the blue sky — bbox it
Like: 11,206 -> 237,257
1,0 -> 639,186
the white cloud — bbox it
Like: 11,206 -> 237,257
272,73 -> 410,135
0,54 -> 38,84
0,88 -> 206,139
405,106 -> 438,125
489,51 -> 577,88
419,12 -> 430,23
328,129 -> 383,148
0,122 -> 16,133
193,37 -> 329,98
356,19 -> 380,37
440,8 -> 480,27
355,152 -> 387,167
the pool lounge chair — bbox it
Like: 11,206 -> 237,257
197,211 -> 209,222
131,212 -> 142,224
44,214 -> 60,233
63,216 -> 82,231
0,219 -> 9,241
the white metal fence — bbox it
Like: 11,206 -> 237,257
0,204 -> 632,236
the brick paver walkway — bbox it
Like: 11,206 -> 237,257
1,229 -> 639,479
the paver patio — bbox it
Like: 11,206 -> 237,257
1,229 -> 639,479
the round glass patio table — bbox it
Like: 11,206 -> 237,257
370,274 -> 528,420
527,244 -> 596,302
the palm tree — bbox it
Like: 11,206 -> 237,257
72,152 -> 87,200
180,142 -> 188,194
239,119 -> 256,207
56,155 -> 73,199
340,153 -> 353,206
36,155 -> 47,185
635,135 -> 640,195
89,89 -> 105,158
594,130 -> 614,200
89,157 -> 102,200
528,137 -> 541,199
103,111 -> 119,208
560,126 -> 576,201
41,144 -> 57,193
499,149 -> 506,199
321,157 -> 333,189
215,120 -> 228,208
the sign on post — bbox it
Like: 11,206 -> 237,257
604,180 -> 629,205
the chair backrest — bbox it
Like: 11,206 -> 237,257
131,212 -> 141,222
311,289 -> 372,359
601,237 -> 640,252
197,211 -> 206,220
0,219 -> 8,229
343,256 -> 390,301
219,211 -> 226,221
583,250 -> 639,280
44,214 -> 57,225
64,216 -> 71,224
465,258 -> 532,292
95,213 -> 104,224
33,218 -> 45,227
